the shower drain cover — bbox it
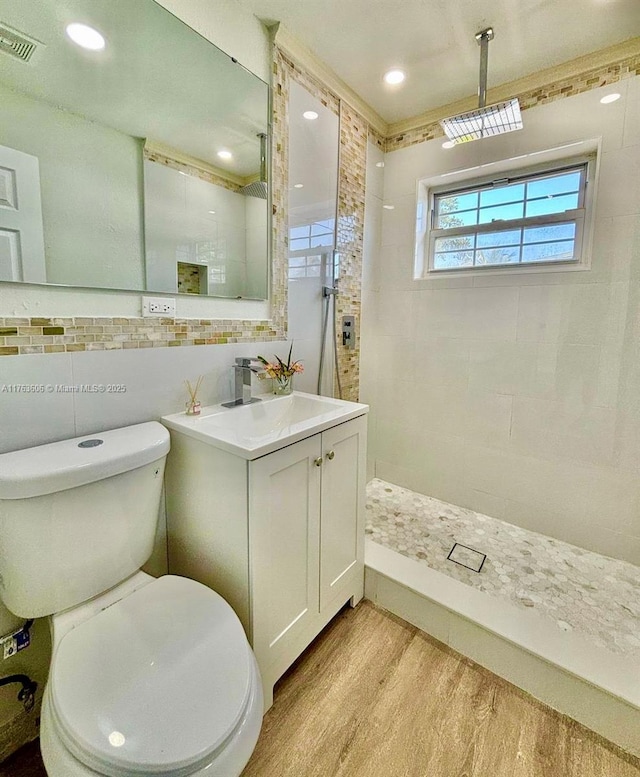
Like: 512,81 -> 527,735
447,542 -> 486,573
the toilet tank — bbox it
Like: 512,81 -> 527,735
0,422 -> 170,618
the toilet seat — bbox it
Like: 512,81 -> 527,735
48,576 -> 254,777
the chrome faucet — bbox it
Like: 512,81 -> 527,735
222,357 -> 262,407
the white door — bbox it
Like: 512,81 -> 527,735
0,144 -> 46,282
249,434 -> 321,673
319,417 -> 367,612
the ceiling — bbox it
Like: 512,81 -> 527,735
241,0 -> 640,124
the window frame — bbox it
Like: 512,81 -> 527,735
421,154 -> 596,275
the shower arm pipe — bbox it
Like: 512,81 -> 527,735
475,27 -> 494,109
258,133 -> 267,183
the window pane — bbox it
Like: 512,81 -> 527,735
437,191 -> 478,215
476,229 -> 521,248
310,234 -> 333,248
479,183 -> 525,208
525,193 -> 579,217
436,208 -> 478,229
524,222 -> 576,243
315,219 -> 335,230
289,256 -> 305,267
522,240 -> 575,262
475,246 -> 520,265
307,255 -> 322,266
290,238 -> 310,251
289,225 -> 309,240
311,223 -> 332,236
479,201 -> 524,223
433,250 -> 474,269
435,235 -> 474,252
527,171 -> 581,199
288,267 -> 306,278
306,265 -> 321,277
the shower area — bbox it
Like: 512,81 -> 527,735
359,77 -> 640,755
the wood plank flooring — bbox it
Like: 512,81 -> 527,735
245,601 -> 639,777
2,601 -> 639,777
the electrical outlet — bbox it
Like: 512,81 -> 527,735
142,296 -> 176,317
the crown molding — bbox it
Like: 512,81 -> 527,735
143,139 -> 252,186
388,36 -> 640,137
271,22 -> 389,136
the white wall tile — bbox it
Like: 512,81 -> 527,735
510,395 -> 617,467
0,354 -> 76,453
596,145 -> 640,218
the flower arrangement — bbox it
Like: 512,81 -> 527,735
258,344 -> 304,395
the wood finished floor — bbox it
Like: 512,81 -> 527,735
2,601 -> 639,777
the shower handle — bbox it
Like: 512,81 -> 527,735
326,450 -> 335,461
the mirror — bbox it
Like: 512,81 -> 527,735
0,0 -> 270,299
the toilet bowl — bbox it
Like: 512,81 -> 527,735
40,574 -> 263,777
0,423 -> 263,776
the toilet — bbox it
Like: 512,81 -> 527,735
0,422 -> 263,777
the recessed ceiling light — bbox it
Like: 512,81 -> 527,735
442,140 -> 456,149
383,204 -> 395,210
600,93 -> 621,104
217,150 -> 233,161
65,23 -> 106,51
375,161 -> 385,168
293,183 -> 304,189
384,69 -> 405,85
303,111 -> 319,120
208,210 -> 216,214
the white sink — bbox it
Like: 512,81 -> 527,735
161,391 -> 369,459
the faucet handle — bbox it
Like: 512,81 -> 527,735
235,356 -> 260,367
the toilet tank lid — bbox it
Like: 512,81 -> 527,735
0,422 -> 170,500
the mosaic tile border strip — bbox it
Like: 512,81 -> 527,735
386,52 -> 640,152
143,146 -> 242,193
0,317 -> 280,355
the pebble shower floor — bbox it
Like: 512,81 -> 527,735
365,478 -> 640,657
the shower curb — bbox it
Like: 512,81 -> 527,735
364,539 -> 640,758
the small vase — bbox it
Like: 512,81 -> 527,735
185,400 -> 201,415
273,375 -> 293,396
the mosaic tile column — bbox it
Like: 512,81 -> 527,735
335,102 -> 367,402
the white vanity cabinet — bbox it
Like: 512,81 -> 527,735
164,409 -> 367,709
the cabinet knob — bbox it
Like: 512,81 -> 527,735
314,457 -> 323,467
326,450 -> 335,460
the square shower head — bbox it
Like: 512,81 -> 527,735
440,97 -> 523,144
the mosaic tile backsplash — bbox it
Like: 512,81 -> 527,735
0,317 -> 279,355
366,478 -> 640,657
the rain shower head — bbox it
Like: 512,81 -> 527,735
440,28 -> 523,145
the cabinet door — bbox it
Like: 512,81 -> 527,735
249,434 -> 321,670
319,416 -> 366,612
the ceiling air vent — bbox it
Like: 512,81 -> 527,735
0,24 -> 40,63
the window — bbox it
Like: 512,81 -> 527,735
289,219 -> 335,252
288,219 -> 335,279
424,159 -> 592,273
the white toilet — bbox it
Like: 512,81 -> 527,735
0,422 -> 263,777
